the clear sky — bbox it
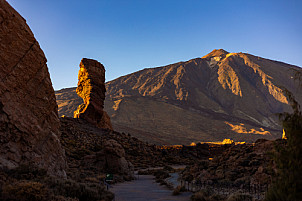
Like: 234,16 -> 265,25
7,0 -> 302,90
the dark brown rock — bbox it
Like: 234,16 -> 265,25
103,139 -> 133,175
0,0 -> 66,177
74,58 -> 113,130
88,139 -> 134,176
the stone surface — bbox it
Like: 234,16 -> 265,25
0,0 -> 66,177
96,139 -> 134,175
74,58 -> 113,130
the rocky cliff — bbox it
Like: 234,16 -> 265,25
0,0 -> 66,177
56,49 -> 302,145
74,58 -> 113,130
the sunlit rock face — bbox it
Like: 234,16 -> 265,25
0,0 -> 66,177
74,58 -> 113,130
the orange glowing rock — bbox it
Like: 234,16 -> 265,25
190,142 -> 197,146
74,58 -> 113,130
282,129 -> 287,139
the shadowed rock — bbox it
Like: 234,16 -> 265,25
74,58 -> 113,130
0,0 -> 66,177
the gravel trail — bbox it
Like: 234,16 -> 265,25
110,175 -> 191,201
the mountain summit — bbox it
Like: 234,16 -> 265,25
202,49 -> 229,59
56,50 -> 302,144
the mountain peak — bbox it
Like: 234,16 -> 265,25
56,50 -> 302,144
202,49 -> 229,59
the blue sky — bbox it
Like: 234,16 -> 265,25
7,0 -> 302,90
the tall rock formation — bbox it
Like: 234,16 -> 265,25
0,0 -> 66,176
74,58 -> 113,130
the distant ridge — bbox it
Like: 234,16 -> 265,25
56,49 -> 302,145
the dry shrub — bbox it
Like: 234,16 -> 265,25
210,194 -> 226,201
51,195 -> 79,201
154,169 -> 169,180
172,185 -> 186,196
46,177 -> 114,201
1,180 -> 49,201
191,189 -> 225,201
163,165 -> 174,172
6,164 -> 47,180
226,192 -> 254,201
191,190 -> 209,201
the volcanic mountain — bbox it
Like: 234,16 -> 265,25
56,49 -> 302,144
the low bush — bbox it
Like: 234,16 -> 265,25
163,165 -> 174,172
46,177 -> 114,201
154,170 -> 169,180
191,190 -> 210,201
137,169 -> 154,175
6,164 -> 47,180
191,188 -> 225,201
172,185 -> 186,196
226,192 -> 254,201
1,180 -> 49,201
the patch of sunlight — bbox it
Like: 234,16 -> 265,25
113,99 -> 122,111
217,65 -> 242,97
239,54 -> 288,104
282,129 -> 287,139
225,121 -> 270,135
199,139 -> 246,145
225,53 -> 237,58
157,145 -> 183,150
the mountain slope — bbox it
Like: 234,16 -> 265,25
56,49 -> 302,144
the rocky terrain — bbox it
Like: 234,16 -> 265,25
0,0 -> 66,177
59,117 -> 209,179
179,139 -> 284,200
56,49 -> 302,145
182,139 -> 277,187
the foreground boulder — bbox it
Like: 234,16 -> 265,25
85,139 -> 134,176
0,0 -> 66,177
74,58 -> 113,130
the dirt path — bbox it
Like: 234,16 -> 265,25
110,175 -> 192,201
